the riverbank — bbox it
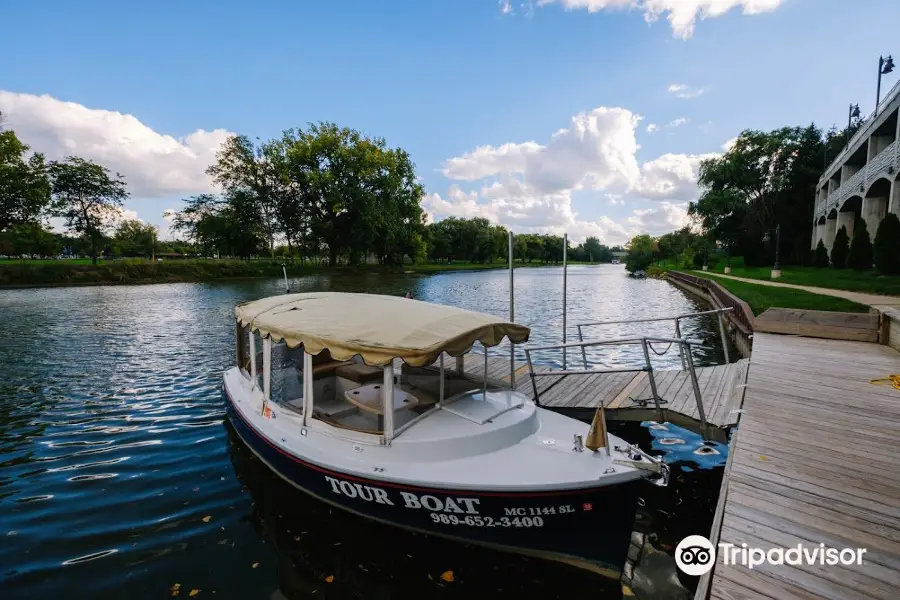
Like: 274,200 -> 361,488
704,264 -> 900,296
0,259 -> 604,288
700,272 -> 870,314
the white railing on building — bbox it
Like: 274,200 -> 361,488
820,78 -> 900,184
815,141 -> 900,220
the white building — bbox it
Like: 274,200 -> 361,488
813,79 -> 900,251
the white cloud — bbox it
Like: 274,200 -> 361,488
627,202 -> 690,235
429,105 -> 719,245
635,152 -> 717,201
532,0 -> 785,38
667,117 -> 689,128
647,123 -> 659,133
499,0 -> 514,14
441,107 -> 641,195
0,90 -> 233,199
721,136 -> 738,151
667,83 -> 706,99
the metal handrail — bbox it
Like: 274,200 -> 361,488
523,335 -> 710,439
575,307 -> 733,371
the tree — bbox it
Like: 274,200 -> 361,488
280,122 -> 424,266
847,218 -> 873,270
814,239 -> 829,268
830,226 -> 849,269
583,236 -> 605,262
625,234 -> 655,273
114,219 -> 158,257
690,125 -> 828,266
49,157 -> 128,264
207,135 -> 282,257
874,213 -> 900,275
1,124 -> 51,231
172,192 -> 266,259
0,223 -> 60,257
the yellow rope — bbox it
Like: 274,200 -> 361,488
870,375 -> 900,390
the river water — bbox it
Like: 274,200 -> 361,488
0,265 -> 731,599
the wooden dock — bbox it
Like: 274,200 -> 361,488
406,353 -> 749,430
698,333 -> 900,600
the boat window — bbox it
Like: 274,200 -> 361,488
270,342 -> 304,408
236,322 -> 251,374
253,330 -> 264,391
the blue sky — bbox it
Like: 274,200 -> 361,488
2,0 -> 899,245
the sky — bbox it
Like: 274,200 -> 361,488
2,0 -> 900,246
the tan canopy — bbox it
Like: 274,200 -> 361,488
235,292 -> 530,367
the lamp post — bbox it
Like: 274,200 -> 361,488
723,243 -> 732,274
763,225 -> 782,279
876,55 -> 895,113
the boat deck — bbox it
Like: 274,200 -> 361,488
398,354 -> 749,430
697,332 -> 900,600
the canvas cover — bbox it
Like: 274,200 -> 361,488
235,292 -> 530,367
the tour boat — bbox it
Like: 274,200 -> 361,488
222,292 -> 669,578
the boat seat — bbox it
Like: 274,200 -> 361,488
335,363 -> 383,384
313,397 -> 360,421
312,360 -> 353,377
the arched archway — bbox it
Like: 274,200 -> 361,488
814,214 -> 827,249
838,195 -> 862,241
863,178 -> 892,237
892,170 -> 900,217
824,208 -> 838,250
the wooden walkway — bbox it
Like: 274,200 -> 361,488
407,353 -> 749,429
699,333 -> 900,600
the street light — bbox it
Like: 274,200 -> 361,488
876,55 -> 895,112
762,224 -> 782,279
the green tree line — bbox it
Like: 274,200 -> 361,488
2,112 -> 624,266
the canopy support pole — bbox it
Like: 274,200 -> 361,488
261,337 -> 272,415
382,364 -> 395,445
249,331 -> 257,387
302,350 -> 313,426
483,344 -> 488,399
439,355 -> 445,407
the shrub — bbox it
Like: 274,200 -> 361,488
814,239 -> 829,268
830,226 -> 849,269
848,218 -> 873,270
874,213 -> 900,275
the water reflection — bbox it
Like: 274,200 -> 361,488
0,266 -> 729,599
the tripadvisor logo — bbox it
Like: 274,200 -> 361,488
674,534 -> 869,575
675,535 -> 716,576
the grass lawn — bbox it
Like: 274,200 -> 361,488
700,273 -> 870,315
705,264 -> 900,296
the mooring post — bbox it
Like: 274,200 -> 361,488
509,230 -> 515,388
562,233 -> 568,370
717,311 -> 731,364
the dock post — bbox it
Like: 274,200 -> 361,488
683,347 -> 710,440
562,233 -> 568,370
717,311 -> 731,364
674,318 -> 688,370
641,339 -> 665,422
509,231 -> 515,388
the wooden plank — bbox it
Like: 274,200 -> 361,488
695,426 -> 739,600
756,308 -> 879,329
607,372 -> 645,409
707,332 -> 900,600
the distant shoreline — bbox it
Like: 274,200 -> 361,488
0,259 -> 613,290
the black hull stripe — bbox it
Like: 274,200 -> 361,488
224,384 -> 623,498
227,413 -> 623,579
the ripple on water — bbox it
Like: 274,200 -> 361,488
0,269 -> 730,599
